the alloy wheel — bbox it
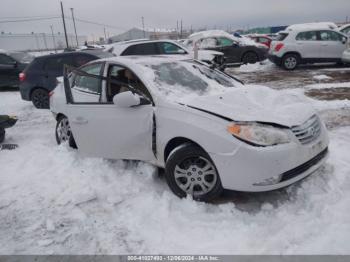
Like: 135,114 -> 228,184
174,156 -> 218,197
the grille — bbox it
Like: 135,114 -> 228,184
291,115 -> 321,145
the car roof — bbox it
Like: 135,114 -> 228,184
34,51 -> 104,60
285,22 -> 339,32
107,39 -> 189,56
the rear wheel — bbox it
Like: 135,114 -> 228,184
31,88 -> 49,109
55,115 -> 77,148
165,144 -> 223,202
242,52 -> 258,64
282,54 -> 299,70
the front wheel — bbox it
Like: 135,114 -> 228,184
282,54 -> 299,70
165,144 -> 223,202
55,116 -> 77,148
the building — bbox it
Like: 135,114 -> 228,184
109,27 -> 190,43
0,32 -> 87,51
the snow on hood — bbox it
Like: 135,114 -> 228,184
183,85 -> 315,127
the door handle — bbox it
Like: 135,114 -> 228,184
321,44 -> 328,46
72,117 -> 88,125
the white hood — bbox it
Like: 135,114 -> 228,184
184,85 -> 315,127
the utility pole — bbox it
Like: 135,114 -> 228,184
50,25 -> 57,53
104,27 -> 107,43
141,16 -> 145,38
70,8 -> 79,47
180,20 -> 183,39
60,1 -> 69,49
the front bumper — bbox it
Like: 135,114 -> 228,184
209,122 -> 329,192
342,50 -> 350,63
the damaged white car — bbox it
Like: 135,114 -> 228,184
50,56 -> 329,201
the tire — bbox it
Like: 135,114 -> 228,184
55,115 -> 77,148
165,143 -> 223,202
31,88 -> 49,109
0,128 -> 5,143
282,54 -> 299,70
242,52 -> 258,64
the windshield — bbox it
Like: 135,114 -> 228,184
141,60 -> 241,101
9,52 -> 34,63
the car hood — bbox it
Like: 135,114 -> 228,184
183,85 -> 315,127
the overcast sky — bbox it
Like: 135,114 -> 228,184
0,0 -> 349,39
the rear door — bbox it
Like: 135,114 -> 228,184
318,30 -> 347,59
0,54 -> 18,87
295,31 -> 321,58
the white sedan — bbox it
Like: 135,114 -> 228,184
50,56 -> 329,201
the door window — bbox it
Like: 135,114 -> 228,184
319,31 -> 343,41
0,54 -> 15,65
158,42 -> 187,54
72,63 -> 103,94
296,31 -> 317,41
45,56 -> 74,73
122,43 -> 158,56
217,37 -> 234,47
73,54 -> 96,68
199,38 -> 218,48
107,64 -> 152,103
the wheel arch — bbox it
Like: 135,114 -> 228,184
282,51 -> 302,60
163,137 -> 207,163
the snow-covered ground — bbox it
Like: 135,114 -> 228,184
1,66 -> 350,254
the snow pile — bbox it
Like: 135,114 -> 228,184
305,82 -> 350,90
1,87 -> 350,254
313,75 -> 332,81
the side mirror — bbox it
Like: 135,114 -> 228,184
342,37 -> 347,44
113,91 -> 141,107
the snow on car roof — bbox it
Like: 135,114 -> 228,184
286,22 -> 338,31
188,30 -> 264,47
105,39 -> 187,56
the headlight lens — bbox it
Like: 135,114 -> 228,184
227,122 -> 291,146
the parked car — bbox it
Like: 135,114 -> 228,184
0,50 -> 34,89
105,39 -> 225,69
342,47 -> 350,64
19,50 -> 114,109
50,56 -> 329,202
247,34 -> 272,49
184,30 -> 268,66
339,24 -> 350,35
269,26 -> 349,70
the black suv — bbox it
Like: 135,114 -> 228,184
19,50 -> 114,108
0,51 -> 34,89
186,35 -> 268,66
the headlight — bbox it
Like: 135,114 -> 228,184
227,122 -> 291,146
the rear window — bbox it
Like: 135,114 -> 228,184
9,52 -> 34,63
45,56 -> 73,73
276,33 -> 289,41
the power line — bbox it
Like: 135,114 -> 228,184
0,17 -> 60,23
